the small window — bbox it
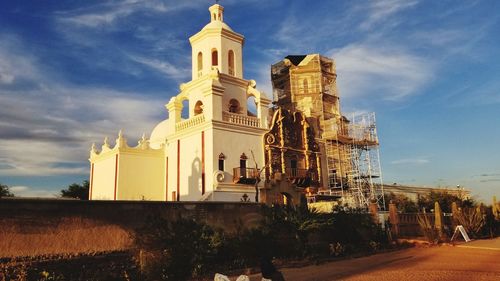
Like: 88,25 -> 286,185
303,79 -> 308,94
240,153 -> 247,170
228,50 -> 235,76
212,49 -> 218,66
218,153 -> 226,171
197,52 -> 203,77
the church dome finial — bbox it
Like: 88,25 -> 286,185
209,2 -> 224,22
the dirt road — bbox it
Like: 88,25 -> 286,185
246,238 -> 500,281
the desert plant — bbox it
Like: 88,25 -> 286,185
454,207 -> 485,238
417,213 -> 440,243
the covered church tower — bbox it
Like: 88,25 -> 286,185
89,3 -> 271,202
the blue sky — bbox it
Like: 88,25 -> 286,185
0,0 -> 499,202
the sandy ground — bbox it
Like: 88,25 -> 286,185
240,238 -> 500,281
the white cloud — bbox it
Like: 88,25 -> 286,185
0,36 -> 40,84
331,44 -> 432,101
57,0 -> 208,28
10,186 -> 58,198
0,87 -> 165,177
128,55 -> 190,79
0,70 -> 14,84
391,158 -> 429,165
360,0 -> 418,30
412,29 -> 466,47
59,0 -> 171,28
0,40 -> 165,177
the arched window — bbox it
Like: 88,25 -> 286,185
197,52 -> 203,77
240,153 -> 247,178
194,100 -> 203,115
228,50 -> 235,76
211,49 -> 218,66
218,153 -> 225,171
303,78 -> 308,94
228,99 -> 240,113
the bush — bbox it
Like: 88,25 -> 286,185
257,205 -> 387,258
135,217 -> 222,280
135,206 -> 389,279
482,205 -> 500,237
417,214 -> 440,243
418,191 -> 472,213
455,207 -> 485,238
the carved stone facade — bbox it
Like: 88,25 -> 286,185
260,108 -> 322,205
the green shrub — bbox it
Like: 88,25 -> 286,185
135,217 -> 222,280
135,206 -> 389,279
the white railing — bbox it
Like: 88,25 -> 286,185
222,111 -> 260,128
175,114 -> 206,132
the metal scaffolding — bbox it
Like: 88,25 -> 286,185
338,112 -> 385,209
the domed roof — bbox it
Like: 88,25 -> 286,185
201,20 -> 233,32
149,119 -> 169,149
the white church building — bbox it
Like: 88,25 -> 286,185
89,4 -> 272,202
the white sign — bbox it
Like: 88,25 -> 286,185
451,225 -> 471,242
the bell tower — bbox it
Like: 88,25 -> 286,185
189,3 -> 244,80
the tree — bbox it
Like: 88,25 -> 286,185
417,191 -> 472,213
250,150 -> 268,203
61,180 -> 89,200
0,183 -> 14,198
384,192 -> 419,213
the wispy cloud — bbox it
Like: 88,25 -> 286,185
360,0 -> 418,30
391,158 -> 430,165
128,55 -> 190,79
331,44 -> 432,101
0,35 -> 41,84
480,179 -> 500,183
474,173 -> 500,178
0,36 -> 165,177
58,0 -> 170,28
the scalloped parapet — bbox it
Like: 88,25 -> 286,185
90,130 -> 163,161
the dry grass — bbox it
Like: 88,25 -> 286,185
0,217 -> 133,258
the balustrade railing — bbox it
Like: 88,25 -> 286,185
223,111 -> 260,128
175,114 -> 205,132
285,168 -> 318,181
233,167 -> 260,184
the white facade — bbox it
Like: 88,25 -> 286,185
89,4 -> 271,202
